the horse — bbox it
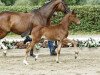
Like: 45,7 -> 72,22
23,10 -> 80,65
0,0 -> 69,55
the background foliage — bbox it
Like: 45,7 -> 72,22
0,0 -> 100,33
0,5 -> 99,33
0,0 -> 100,6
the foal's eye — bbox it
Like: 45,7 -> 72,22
73,15 -> 76,17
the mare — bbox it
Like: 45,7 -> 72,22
0,0 -> 69,55
23,10 -> 80,65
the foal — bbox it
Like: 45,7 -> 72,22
23,10 -> 80,65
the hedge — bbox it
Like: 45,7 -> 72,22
70,5 -> 100,33
0,5 -> 99,33
52,5 -> 100,33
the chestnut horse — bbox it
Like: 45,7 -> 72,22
0,0 -> 69,55
23,10 -> 80,65
0,0 -> 69,39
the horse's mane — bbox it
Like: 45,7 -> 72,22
31,0 -> 53,13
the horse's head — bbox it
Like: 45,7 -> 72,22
53,0 -> 70,14
68,10 -> 80,25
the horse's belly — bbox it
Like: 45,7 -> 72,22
11,28 -> 28,35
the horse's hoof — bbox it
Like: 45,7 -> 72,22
23,60 -> 29,65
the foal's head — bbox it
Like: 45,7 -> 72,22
68,10 -> 80,24
52,0 -> 70,14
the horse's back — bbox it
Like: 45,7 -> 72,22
9,12 -> 33,34
0,11 -> 33,34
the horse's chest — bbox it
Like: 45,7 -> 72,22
0,30 -> 3,35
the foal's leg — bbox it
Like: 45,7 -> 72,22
71,40 -> 79,59
63,38 -> 79,59
23,40 -> 36,65
23,28 -> 42,65
56,41 -> 62,63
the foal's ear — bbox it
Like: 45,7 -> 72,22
71,10 -> 76,15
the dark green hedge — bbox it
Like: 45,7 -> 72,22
0,6 -> 37,12
52,5 -> 100,33
70,5 -> 100,33
0,5 -> 100,33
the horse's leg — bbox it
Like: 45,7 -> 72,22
0,29 -> 8,39
0,30 -> 8,56
56,41 -> 62,63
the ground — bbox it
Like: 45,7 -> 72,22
0,47 -> 100,75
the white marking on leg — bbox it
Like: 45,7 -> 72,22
23,60 -> 29,65
0,41 -> 7,56
0,42 -> 7,50
56,42 -> 62,63
35,54 -> 39,61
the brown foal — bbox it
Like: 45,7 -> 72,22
23,10 -> 80,65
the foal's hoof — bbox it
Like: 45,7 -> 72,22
30,54 -> 36,58
23,60 -> 29,65
3,51 -> 7,57
75,52 -> 79,59
56,61 -> 62,63
56,61 -> 59,63
75,51 -> 79,55
35,54 -> 39,61
56,60 -> 60,63
35,58 -> 37,61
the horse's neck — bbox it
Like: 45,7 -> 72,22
60,14 -> 70,30
39,1 -> 59,20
